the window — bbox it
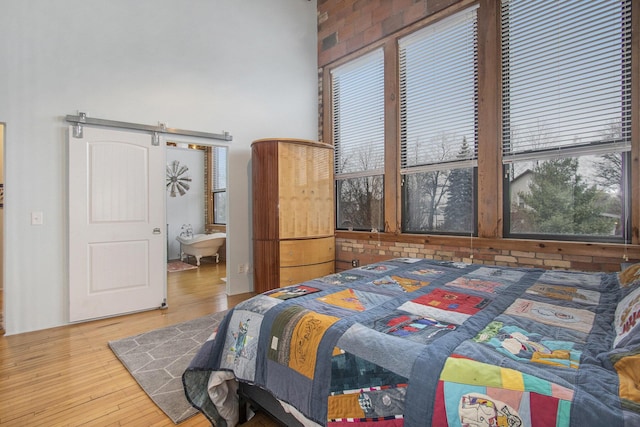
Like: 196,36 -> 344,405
211,146 -> 227,224
502,0 -> 632,241
331,49 -> 385,231
399,6 -> 478,234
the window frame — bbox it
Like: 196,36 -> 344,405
398,5 -> 480,236
331,47 -> 386,232
208,145 -> 227,225
402,165 -> 479,236
321,0 -> 639,249
500,0 -> 632,243
502,149 -> 632,243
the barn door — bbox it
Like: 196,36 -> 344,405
68,126 -> 166,322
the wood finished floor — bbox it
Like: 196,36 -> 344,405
0,260 -> 280,427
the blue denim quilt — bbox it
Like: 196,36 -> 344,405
183,258 -> 640,427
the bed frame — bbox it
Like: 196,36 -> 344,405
238,383 -> 306,426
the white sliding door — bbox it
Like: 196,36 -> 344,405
68,126 -> 166,322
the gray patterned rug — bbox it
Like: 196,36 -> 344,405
108,311 -> 227,423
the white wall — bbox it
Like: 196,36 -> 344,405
166,146 -> 205,260
0,0 -> 318,335
0,124 -> 4,298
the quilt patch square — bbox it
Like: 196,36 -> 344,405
317,288 -> 391,312
413,289 -> 489,314
368,312 -> 457,343
505,299 -> 595,334
320,272 -> 367,286
372,275 -> 430,293
526,283 -> 600,305
220,310 -> 263,381
468,266 -> 526,284
358,263 -> 399,273
408,267 -> 448,278
613,286 -> 640,347
437,357 -> 573,427
619,264 -> 640,291
327,386 -> 407,422
537,270 -> 602,289
268,306 -> 339,379
610,349 -> 640,412
399,289 -> 490,325
473,321 -> 582,368
446,277 -> 504,294
265,285 -> 321,300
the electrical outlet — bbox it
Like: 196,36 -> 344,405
351,259 -> 359,268
238,263 -> 245,274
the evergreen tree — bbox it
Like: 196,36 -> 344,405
519,158 -> 614,235
442,138 -> 474,232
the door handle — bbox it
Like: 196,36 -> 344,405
153,227 -> 162,234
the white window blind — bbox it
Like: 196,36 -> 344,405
331,48 -> 385,178
211,146 -> 227,224
501,0 -> 632,161
211,146 -> 227,191
399,5 -> 478,173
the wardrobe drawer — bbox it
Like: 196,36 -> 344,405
279,237 -> 334,267
279,261 -> 335,287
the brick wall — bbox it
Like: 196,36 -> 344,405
318,0 -> 459,66
319,0 -> 640,273
335,236 -> 638,273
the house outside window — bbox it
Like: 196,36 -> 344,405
502,0 -> 632,241
400,6 -> 479,235
331,49 -> 385,231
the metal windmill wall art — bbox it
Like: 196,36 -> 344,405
166,160 -> 192,197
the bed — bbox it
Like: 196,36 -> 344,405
183,257 -> 640,426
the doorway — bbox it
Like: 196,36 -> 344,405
165,139 -> 228,289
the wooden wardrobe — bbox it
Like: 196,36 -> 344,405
252,138 -> 335,293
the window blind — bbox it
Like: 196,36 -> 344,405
331,48 -> 385,178
399,5 -> 478,173
501,0 -> 632,160
211,146 -> 227,191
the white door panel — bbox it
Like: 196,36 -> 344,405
69,126 -> 165,322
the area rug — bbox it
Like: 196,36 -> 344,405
108,311 -> 227,424
167,260 -> 197,273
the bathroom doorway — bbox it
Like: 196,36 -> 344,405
165,140 -> 228,286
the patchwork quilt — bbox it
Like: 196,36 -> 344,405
183,258 -> 640,427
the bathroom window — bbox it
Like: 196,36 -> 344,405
210,146 -> 227,224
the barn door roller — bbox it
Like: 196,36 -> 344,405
66,112 -> 232,144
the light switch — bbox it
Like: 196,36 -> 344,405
31,211 -> 43,225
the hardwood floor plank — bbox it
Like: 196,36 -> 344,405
0,261 -> 280,426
